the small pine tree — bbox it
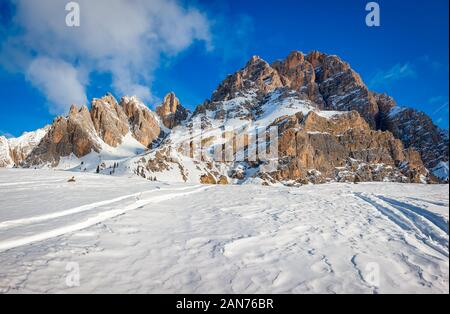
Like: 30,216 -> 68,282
96,165 -> 100,174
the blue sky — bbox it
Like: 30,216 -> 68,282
0,0 -> 448,137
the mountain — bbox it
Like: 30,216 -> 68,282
0,51 -> 448,184
0,126 -> 49,167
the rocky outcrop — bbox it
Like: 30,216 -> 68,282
269,111 -> 430,184
156,93 -> 189,129
3,50 -> 447,185
122,96 -> 161,147
21,94 -> 163,166
372,92 -> 397,130
0,127 -> 50,167
90,94 -> 129,147
211,56 -> 283,102
304,51 -> 380,128
384,107 -> 449,170
25,105 -> 101,166
272,51 -> 325,108
7,126 -> 50,166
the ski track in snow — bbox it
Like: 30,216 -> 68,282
0,169 -> 448,294
355,192 -> 449,257
0,185 -> 208,252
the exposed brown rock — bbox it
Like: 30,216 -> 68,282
200,172 -> 217,184
217,175 -> 229,185
121,96 -> 161,147
25,105 -> 101,166
270,111 -> 429,183
272,51 -> 325,108
384,107 -> 449,169
305,51 -> 380,128
90,94 -> 129,147
156,93 -> 189,129
211,56 -> 283,102
5,50 -> 446,185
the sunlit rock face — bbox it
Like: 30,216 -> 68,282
4,51 -> 447,184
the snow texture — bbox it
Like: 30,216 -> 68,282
0,169 -> 448,293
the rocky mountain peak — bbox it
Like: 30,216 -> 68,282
90,93 -> 130,147
159,92 -> 181,116
272,51 -> 325,107
384,107 -> 449,172
69,104 -> 79,116
2,50 -> 447,184
247,55 -> 263,64
211,55 -> 283,102
121,96 -> 161,147
284,50 -> 306,64
156,92 -> 189,129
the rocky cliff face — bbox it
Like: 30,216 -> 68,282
2,50 -> 448,184
25,105 -> 102,167
384,107 -> 449,171
156,93 -> 189,129
22,94 -> 163,167
90,94 -> 129,147
272,51 -> 325,108
271,111 -> 429,184
189,51 -> 447,181
121,96 -> 162,147
212,56 -> 284,103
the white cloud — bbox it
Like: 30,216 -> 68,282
2,0 -> 211,114
26,57 -> 87,114
369,63 -> 417,89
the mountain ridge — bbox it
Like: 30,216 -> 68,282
0,50 -> 448,184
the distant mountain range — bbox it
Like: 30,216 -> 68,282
1,51 -> 448,184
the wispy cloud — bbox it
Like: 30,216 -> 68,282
429,96 -> 449,115
369,63 -> 417,89
26,57 -> 88,114
427,96 -> 449,129
418,55 -> 446,72
0,0 -> 212,114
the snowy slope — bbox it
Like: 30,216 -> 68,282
112,89 -> 356,184
0,136 -> 13,167
8,127 -> 49,153
0,127 -> 49,168
0,169 -> 448,293
432,161 -> 449,182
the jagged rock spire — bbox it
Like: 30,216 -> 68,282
156,92 -> 189,129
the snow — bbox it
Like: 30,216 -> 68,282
432,161 -> 449,181
316,110 -> 348,119
55,132 -> 147,173
0,169 -> 448,294
0,127 -> 49,168
388,106 -> 408,118
7,126 -> 48,150
256,90 -> 315,126
0,136 -> 13,167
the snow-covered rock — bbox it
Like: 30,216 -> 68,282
1,50 -> 447,184
433,161 -> 449,182
0,136 -> 13,167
